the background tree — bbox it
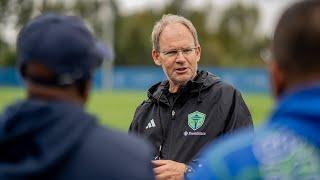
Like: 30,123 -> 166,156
0,0 -> 269,67
215,3 -> 264,66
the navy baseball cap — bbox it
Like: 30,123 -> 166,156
17,13 -> 110,86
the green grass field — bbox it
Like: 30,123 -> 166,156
0,87 -> 273,131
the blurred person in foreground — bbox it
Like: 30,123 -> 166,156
0,13 -> 154,179
190,0 -> 320,179
129,14 -> 253,179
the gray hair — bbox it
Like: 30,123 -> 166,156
151,14 -> 199,51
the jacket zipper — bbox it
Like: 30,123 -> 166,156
167,94 -> 180,160
166,107 -> 175,159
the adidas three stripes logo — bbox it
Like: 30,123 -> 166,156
146,119 -> 156,129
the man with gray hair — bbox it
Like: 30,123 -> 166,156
129,14 -> 253,179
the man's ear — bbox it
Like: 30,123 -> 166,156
195,45 -> 201,62
75,79 -> 92,105
152,49 -> 162,66
82,80 -> 93,104
269,61 -> 287,99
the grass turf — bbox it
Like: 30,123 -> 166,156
0,87 -> 273,131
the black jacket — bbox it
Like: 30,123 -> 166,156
129,70 -> 253,164
0,99 -> 154,180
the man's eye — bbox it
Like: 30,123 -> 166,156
165,51 -> 177,56
183,49 -> 193,53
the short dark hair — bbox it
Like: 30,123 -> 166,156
273,0 -> 320,75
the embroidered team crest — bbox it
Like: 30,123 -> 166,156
188,111 -> 206,131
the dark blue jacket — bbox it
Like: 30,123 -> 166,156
0,98 -> 154,180
130,71 -> 252,164
190,84 -> 320,179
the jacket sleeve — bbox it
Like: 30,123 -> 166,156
128,101 -> 145,133
223,89 -> 253,133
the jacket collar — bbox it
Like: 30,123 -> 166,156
269,83 -> 320,148
271,83 -> 320,125
147,70 -> 220,104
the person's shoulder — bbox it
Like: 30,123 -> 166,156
110,127 -> 152,154
191,127 -> 257,179
203,127 -> 255,163
72,125 -> 154,179
203,72 -> 236,93
201,125 -> 279,165
192,123 -> 320,179
136,80 -> 168,107
88,125 -> 152,160
212,80 -> 237,92
204,76 -> 241,104
205,75 -> 248,107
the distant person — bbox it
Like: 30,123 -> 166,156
129,14 -> 253,179
0,13 -> 154,179
190,0 -> 320,179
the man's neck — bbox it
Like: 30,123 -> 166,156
168,83 -> 181,93
168,73 -> 199,93
27,81 -> 85,105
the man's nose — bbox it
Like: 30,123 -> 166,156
176,50 -> 186,62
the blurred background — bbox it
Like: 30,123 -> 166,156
0,0 -> 299,130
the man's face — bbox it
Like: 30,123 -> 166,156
152,23 -> 201,86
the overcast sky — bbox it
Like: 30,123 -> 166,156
117,0 -> 300,37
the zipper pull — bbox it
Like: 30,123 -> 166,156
172,110 -> 175,117
171,110 -> 175,120
154,145 -> 162,160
